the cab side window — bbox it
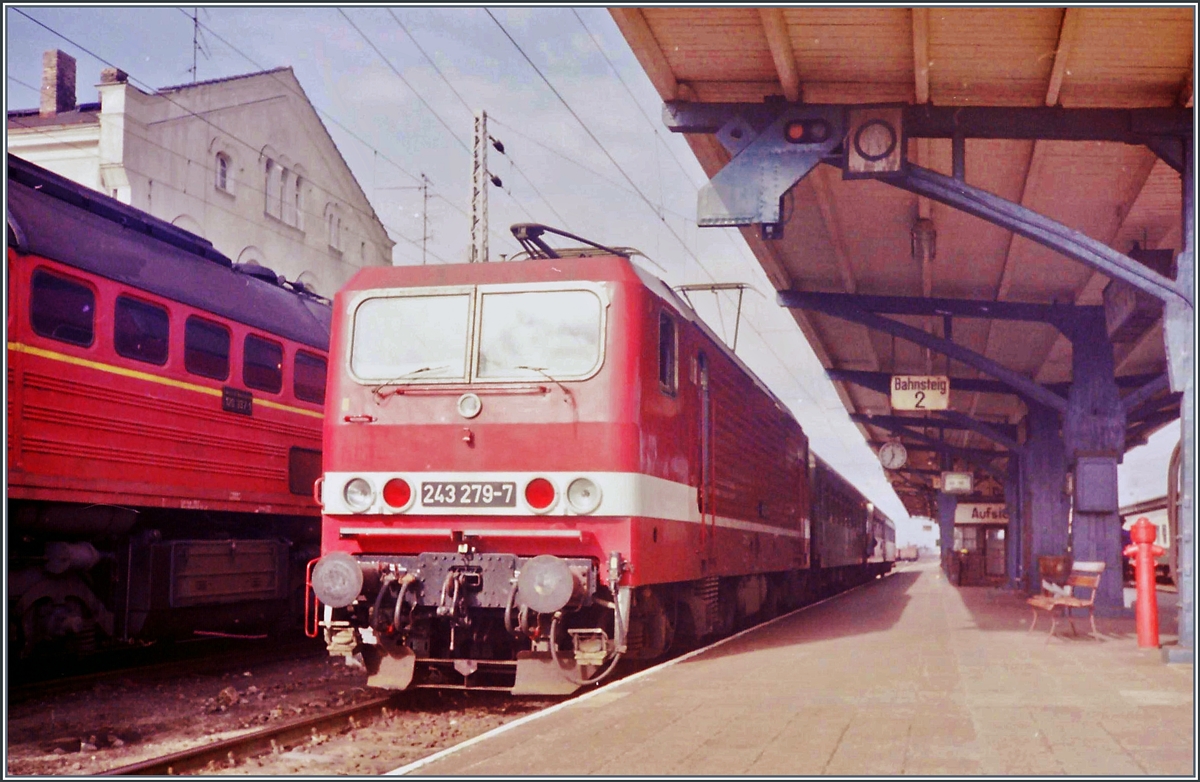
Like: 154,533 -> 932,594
31,270 -> 95,347
658,311 -> 677,395
114,295 -> 169,365
244,334 -> 283,393
185,316 -> 231,380
294,350 -> 327,404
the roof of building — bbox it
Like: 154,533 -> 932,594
155,66 -> 292,94
7,103 -> 101,130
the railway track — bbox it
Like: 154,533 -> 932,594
97,695 -> 400,776
9,638 -> 323,705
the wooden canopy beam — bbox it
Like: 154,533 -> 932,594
759,8 -> 801,102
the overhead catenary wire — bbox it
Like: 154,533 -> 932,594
485,10 -> 678,235
335,8 -> 470,155
486,9 -> 850,437
335,7 -> 528,254
570,9 -> 702,190
388,9 -> 575,231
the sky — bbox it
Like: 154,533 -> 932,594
5,6 -> 1183,547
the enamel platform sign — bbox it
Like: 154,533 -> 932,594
954,503 -> 1009,525
890,375 -> 949,411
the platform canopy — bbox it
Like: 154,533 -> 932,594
612,7 -> 1194,518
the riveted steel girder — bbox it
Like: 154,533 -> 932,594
856,417 -> 1007,483
665,101 -> 1193,310
780,291 -> 1069,412
827,369 -> 1161,398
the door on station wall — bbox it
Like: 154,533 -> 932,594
985,528 -> 1007,576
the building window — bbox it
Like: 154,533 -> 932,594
244,334 -> 283,393
265,159 -> 281,218
294,350 -> 327,404
184,316 -> 230,380
293,176 -> 304,231
281,169 -> 294,225
326,207 -> 342,251
215,153 -> 230,192
114,295 -> 169,365
31,269 -> 95,347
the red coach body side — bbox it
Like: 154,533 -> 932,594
7,252 -> 324,515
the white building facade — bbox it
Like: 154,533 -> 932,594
8,50 -> 394,298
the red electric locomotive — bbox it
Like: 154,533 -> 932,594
7,156 -> 330,659
309,225 -> 893,694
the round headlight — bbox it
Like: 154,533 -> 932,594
457,392 -> 482,419
311,551 -> 364,608
343,477 -> 375,512
566,477 -> 602,514
517,555 -> 579,614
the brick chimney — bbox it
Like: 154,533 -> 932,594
100,67 -> 128,85
40,49 -> 77,116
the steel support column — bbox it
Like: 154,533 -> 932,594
1164,137 -> 1194,663
780,292 -> 1068,412
1063,309 -> 1126,611
938,491 -> 957,576
1005,454 -> 1023,590
1021,403 -> 1070,594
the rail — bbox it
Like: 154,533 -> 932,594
97,695 -> 398,775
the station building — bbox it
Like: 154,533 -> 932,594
7,49 -> 395,298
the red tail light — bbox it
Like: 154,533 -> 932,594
524,477 -> 556,511
383,478 -> 412,509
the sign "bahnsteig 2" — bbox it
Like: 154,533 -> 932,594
890,375 -> 949,410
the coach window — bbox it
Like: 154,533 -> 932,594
184,316 -> 230,380
244,334 -> 283,393
658,311 -> 677,395
30,270 -> 95,347
114,296 -> 169,365
294,350 -> 327,403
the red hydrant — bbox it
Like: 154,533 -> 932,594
1123,517 -> 1164,648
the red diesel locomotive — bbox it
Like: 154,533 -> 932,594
7,156 -> 330,658
308,225 -> 893,694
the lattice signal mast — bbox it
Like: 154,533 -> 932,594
470,110 -> 489,263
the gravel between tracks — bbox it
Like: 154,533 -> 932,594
6,646 -> 555,775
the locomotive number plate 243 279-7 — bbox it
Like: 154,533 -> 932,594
421,482 -> 516,508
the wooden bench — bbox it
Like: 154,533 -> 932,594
1027,561 -> 1105,642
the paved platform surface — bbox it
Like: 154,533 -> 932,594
399,561 -> 1194,776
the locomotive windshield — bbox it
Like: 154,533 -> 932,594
477,290 -> 601,379
350,293 -> 472,381
349,286 -> 604,384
